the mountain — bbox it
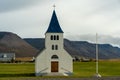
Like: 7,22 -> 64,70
0,32 -> 38,57
24,38 -> 120,59
0,32 -> 120,59
24,38 -> 45,51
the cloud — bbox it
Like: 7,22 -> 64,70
0,0 -> 120,47
0,0 -> 43,13
67,34 -> 120,47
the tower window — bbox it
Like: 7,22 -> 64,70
52,45 -> 54,50
55,45 -> 58,50
51,35 -> 59,40
54,35 -> 56,40
51,45 -> 58,50
51,35 -> 53,40
57,35 -> 59,40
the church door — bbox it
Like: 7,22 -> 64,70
51,61 -> 58,72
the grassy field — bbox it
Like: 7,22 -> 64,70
73,61 -> 120,77
0,61 -> 120,78
0,63 -> 34,77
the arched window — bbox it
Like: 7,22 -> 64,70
55,45 -> 58,50
54,35 -> 56,40
57,35 -> 59,40
52,45 -> 54,50
51,55 -> 59,59
51,35 -> 53,40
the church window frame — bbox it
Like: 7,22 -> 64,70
57,35 -> 59,40
55,45 -> 58,50
54,35 -> 56,40
51,35 -> 53,40
52,45 -> 54,50
51,55 -> 59,59
51,35 -> 59,40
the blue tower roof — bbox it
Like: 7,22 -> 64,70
46,10 -> 64,33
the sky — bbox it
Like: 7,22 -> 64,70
0,0 -> 120,47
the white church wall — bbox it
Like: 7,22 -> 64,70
35,49 -> 73,76
59,49 -> 73,74
35,49 -> 50,76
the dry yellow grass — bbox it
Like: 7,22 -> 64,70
15,57 -> 34,62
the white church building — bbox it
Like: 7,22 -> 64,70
35,9 -> 73,76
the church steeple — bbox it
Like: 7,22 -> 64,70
46,10 -> 63,33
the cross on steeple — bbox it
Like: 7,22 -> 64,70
53,4 -> 56,10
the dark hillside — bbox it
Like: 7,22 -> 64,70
24,38 -> 45,51
0,32 -> 38,57
0,32 -> 120,59
24,38 -> 120,59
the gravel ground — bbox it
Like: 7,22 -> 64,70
2,77 -> 120,80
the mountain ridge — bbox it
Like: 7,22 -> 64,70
0,32 -> 38,57
24,38 -> 120,59
0,31 -> 120,59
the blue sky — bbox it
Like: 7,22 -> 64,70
0,0 -> 120,47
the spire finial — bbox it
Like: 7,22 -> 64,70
53,4 -> 56,10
